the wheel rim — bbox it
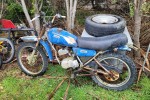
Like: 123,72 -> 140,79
18,46 -> 44,75
95,57 -> 131,88
92,15 -> 118,24
0,39 -> 14,63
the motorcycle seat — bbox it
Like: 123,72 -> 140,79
77,33 -> 128,50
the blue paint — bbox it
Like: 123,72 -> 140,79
40,40 -> 53,61
73,47 -> 96,57
47,28 -> 77,47
117,45 -> 131,51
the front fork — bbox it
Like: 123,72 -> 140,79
28,39 -> 41,65
28,39 -> 54,65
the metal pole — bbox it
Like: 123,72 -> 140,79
142,43 -> 150,71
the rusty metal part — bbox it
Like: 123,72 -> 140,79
73,78 -> 81,86
48,78 -> 67,100
83,67 -> 109,75
76,74 -> 93,77
43,75 -> 68,79
83,51 -> 104,66
93,58 -> 110,73
104,70 -> 120,81
63,79 -> 70,100
49,42 -> 60,64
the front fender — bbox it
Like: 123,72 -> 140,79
20,36 -> 38,42
40,40 -> 53,61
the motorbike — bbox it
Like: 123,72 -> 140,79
17,13 -> 137,91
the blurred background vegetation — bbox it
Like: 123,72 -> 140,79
0,0 -> 149,46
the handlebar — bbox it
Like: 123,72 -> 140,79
30,13 -> 66,24
30,12 -> 66,38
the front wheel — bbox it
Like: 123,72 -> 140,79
17,43 -> 48,76
91,53 -> 137,91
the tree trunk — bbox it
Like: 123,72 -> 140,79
20,0 -> 34,29
65,0 -> 78,32
34,0 -> 41,34
0,0 -> 4,18
71,0 -> 78,28
133,0 -> 143,58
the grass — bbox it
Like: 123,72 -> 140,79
0,64 -> 150,100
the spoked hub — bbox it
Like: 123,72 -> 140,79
104,70 -> 120,82
27,54 -> 38,66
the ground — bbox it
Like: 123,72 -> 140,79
0,62 -> 150,100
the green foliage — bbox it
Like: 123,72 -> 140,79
0,65 -> 150,100
112,0 -> 118,4
142,2 -> 150,14
76,10 -> 109,25
4,3 -> 24,23
129,1 -> 150,17
129,2 -> 134,17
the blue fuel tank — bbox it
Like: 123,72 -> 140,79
47,28 -> 77,47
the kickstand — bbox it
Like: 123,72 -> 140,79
73,78 -> 81,87
48,78 -> 67,100
66,68 -> 81,86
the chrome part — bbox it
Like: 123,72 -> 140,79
92,15 -> 118,24
20,36 -> 38,42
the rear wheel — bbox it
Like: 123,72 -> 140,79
17,43 -> 48,76
91,53 -> 137,91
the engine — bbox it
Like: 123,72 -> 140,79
58,48 -> 79,69
61,57 -> 79,69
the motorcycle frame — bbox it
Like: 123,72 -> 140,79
39,38 -> 131,70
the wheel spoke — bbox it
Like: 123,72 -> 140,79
91,53 -> 137,90
19,46 -> 44,75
